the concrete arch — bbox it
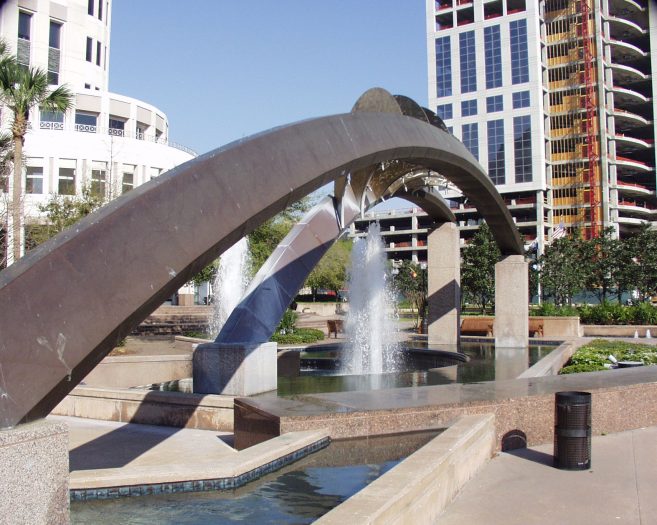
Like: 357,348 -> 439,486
0,107 -> 522,429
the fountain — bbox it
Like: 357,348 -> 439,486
341,222 -> 400,375
635,330 -> 639,339
647,329 -> 652,339
209,237 -> 250,337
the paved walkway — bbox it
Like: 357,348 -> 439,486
438,426 -> 657,525
50,415 -> 327,492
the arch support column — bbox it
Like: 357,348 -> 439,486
427,222 -> 460,346
494,255 -> 528,348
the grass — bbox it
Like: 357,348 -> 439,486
560,339 -> 657,374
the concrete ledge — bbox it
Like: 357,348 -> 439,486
517,340 -> 581,378
52,386 -> 234,431
583,325 -> 657,337
0,419 -> 69,524
316,414 -> 495,525
235,365 -> 657,451
70,429 -> 329,499
82,354 -> 192,388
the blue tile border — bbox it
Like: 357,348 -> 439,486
70,437 -> 330,501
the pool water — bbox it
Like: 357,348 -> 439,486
273,342 -> 555,396
70,431 -> 439,524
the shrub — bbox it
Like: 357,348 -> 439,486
627,302 -> 657,325
271,328 -> 325,345
578,302 -> 629,325
530,303 -> 579,317
277,309 -> 299,333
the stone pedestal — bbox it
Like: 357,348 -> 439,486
0,419 -> 69,524
193,342 -> 278,396
494,255 -> 528,348
427,222 -> 460,346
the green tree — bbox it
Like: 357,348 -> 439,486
26,187 -> 104,248
461,223 -> 500,314
247,196 -> 312,275
626,224 -> 657,302
393,260 -> 427,329
305,239 -> 351,300
0,49 -> 73,263
585,227 -> 623,303
539,233 -> 589,306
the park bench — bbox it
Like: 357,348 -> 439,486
529,318 -> 544,337
327,319 -> 344,338
460,317 -> 494,336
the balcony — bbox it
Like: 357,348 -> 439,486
605,15 -> 647,40
606,38 -> 647,62
611,85 -> 650,106
610,108 -> 650,129
36,119 -> 196,156
608,62 -> 649,84
607,0 -> 646,27
40,120 -> 64,131
616,199 -> 656,215
616,181 -> 654,196
611,155 -> 653,174
611,133 -> 653,153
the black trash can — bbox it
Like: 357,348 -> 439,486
554,391 -> 591,470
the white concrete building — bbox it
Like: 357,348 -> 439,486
426,0 -> 657,252
0,0 -> 194,265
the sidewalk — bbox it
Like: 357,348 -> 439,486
437,426 -> 657,524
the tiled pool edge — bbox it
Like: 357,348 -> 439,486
315,414 -> 495,525
70,434 -> 329,501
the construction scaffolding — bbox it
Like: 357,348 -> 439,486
544,0 -> 602,239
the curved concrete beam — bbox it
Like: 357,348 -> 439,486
0,110 -> 522,428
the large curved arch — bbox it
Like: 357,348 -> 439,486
0,107 -> 522,429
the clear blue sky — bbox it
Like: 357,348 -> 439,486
109,1 -> 428,156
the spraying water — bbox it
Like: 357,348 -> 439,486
342,222 -> 400,375
210,237 -> 250,337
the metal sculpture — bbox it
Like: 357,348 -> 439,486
0,89 -> 521,429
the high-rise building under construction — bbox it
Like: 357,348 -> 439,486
426,0 -> 657,251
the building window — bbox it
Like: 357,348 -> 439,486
109,117 -> 125,136
512,91 -> 530,109
49,21 -> 61,49
514,115 -> 532,183
75,111 -> 97,132
88,0 -> 94,16
86,37 -> 93,62
48,21 -> 62,85
435,36 -> 452,98
84,83 -> 91,89
91,168 -> 106,197
486,95 -> 503,113
17,11 -> 32,67
487,119 -> 505,185
462,123 -> 479,160
96,41 -> 101,66
484,25 -> 502,89
98,0 -> 103,21
122,172 -> 134,194
436,104 -> 453,120
510,19 -> 529,84
18,11 -> 31,40
58,167 -> 75,195
25,167 -> 43,194
40,109 -> 64,130
461,99 -> 477,117
459,31 -> 476,93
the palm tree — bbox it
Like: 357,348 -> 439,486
0,49 -> 73,263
